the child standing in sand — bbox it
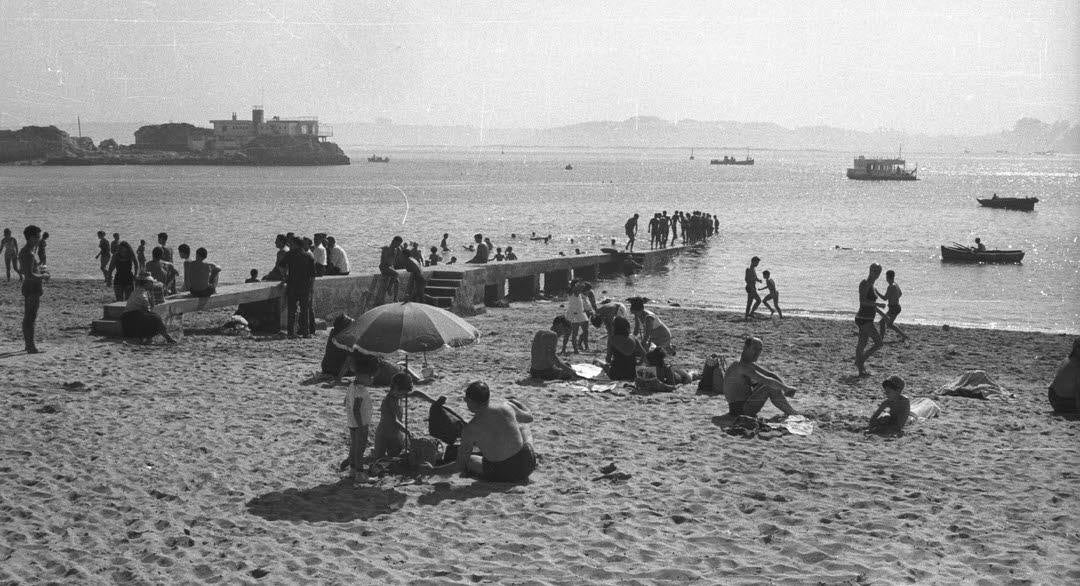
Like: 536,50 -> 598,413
342,370 -> 374,480
867,375 -> 910,437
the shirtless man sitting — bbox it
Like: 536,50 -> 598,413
453,381 -> 537,482
722,337 -> 800,418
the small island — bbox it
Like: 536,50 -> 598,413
0,107 -> 349,166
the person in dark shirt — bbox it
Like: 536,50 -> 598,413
95,230 -> 111,285
867,375 -> 911,436
283,236 -> 316,338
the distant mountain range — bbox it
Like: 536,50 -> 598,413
46,116 -> 1080,154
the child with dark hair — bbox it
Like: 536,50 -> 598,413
245,269 -> 260,283
372,373 -> 415,460
340,368 -> 373,481
867,376 -> 911,436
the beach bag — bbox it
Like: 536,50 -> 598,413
697,355 -> 726,395
428,396 -> 465,444
635,366 -> 675,393
407,436 -> 446,471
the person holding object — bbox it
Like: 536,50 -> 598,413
19,225 -> 49,354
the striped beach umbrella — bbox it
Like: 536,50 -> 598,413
333,301 -> 479,354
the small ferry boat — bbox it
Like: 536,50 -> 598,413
940,244 -> 1024,264
847,156 -> 916,180
564,164 -> 573,170
367,155 -> 389,163
976,194 -> 1038,211
710,155 -> 754,166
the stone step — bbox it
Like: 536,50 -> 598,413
92,319 -> 123,337
425,286 -> 458,298
427,278 -> 462,288
427,296 -> 453,308
103,302 -> 126,320
431,271 -> 465,280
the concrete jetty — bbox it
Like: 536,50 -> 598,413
92,246 -> 686,335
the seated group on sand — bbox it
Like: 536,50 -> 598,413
323,316 -> 538,484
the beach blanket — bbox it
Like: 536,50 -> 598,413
726,414 -> 815,439
571,363 -> 605,380
936,370 -> 1008,400
909,397 -> 942,422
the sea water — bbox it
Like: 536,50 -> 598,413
1,148 -> 1076,333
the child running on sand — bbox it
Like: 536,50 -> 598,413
867,375 -> 910,437
759,270 -> 783,318
340,371 -> 373,480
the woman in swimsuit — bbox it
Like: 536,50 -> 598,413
605,316 -> 645,380
855,263 -> 886,376
629,297 -> 674,355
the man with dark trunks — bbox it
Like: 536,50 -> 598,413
744,256 -> 763,319
624,213 -> 639,252
722,337 -> 799,418
855,263 -> 886,376
452,381 -> 537,483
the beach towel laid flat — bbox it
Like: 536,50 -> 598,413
936,370 -> 1009,400
725,414 -> 814,439
571,363 -> 605,380
909,397 -> 942,422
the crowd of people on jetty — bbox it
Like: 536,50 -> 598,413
5,217 -> 1077,488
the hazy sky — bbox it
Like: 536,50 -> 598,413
1,0 -> 1077,134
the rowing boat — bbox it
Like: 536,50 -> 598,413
940,245 -> 1024,264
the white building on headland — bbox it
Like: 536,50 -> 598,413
208,107 -> 333,152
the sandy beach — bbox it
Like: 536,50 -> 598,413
1,278 -> 1077,584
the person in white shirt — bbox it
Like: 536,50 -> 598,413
313,233 -> 328,276
326,236 -> 350,275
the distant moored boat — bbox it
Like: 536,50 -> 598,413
847,156 -> 916,180
368,155 -> 389,163
977,195 -> 1038,211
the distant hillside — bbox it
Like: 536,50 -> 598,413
330,117 -> 1080,153
30,117 -> 1080,154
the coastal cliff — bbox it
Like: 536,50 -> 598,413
1,124 -> 350,166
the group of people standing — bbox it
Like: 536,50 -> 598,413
624,210 -> 720,252
95,231 -> 221,301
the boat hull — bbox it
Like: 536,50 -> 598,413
976,197 -> 1037,211
940,246 -> 1024,264
710,160 -> 754,165
846,170 -> 917,180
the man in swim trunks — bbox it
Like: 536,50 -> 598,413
455,381 -> 537,482
465,233 -> 489,264
95,230 -> 111,285
744,256 -> 763,319
624,214 -> 639,252
1048,338 -> 1080,414
722,337 -> 799,418
855,263 -> 886,376
379,236 -> 403,301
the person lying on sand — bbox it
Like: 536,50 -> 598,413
722,337 -> 800,418
530,318 -> 577,380
866,375 -> 910,436
444,382 -> 537,483
1048,338 -> 1080,414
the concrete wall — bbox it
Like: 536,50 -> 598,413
306,246 -> 683,320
